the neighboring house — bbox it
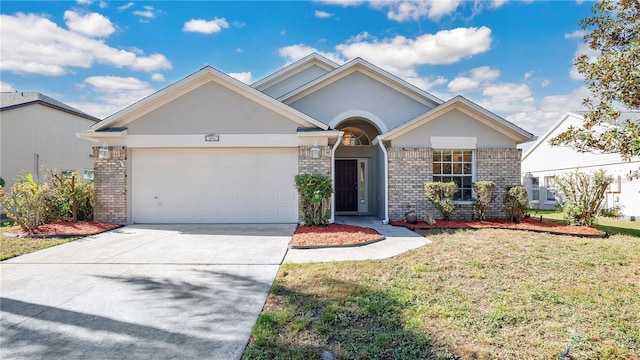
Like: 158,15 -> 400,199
1,92 -> 98,192
521,112 -> 640,220
80,54 -> 535,224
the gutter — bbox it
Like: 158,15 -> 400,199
328,131 -> 344,224
375,135 -> 390,224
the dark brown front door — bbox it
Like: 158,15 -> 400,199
335,160 -> 358,212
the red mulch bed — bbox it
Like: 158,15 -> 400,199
390,218 -> 607,238
290,223 -> 384,249
5,221 -> 123,238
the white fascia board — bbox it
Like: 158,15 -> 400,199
521,112 -> 577,161
115,134 -> 301,148
297,130 -> 342,137
78,129 -> 128,142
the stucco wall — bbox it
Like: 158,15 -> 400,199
261,65 -> 330,99
127,82 -> 301,135
391,109 -> 516,148
289,72 -> 430,130
0,104 -> 95,189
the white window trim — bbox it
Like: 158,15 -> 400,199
432,149 -> 475,203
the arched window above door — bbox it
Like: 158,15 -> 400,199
340,126 -> 370,146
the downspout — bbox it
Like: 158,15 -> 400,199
329,131 -> 344,224
376,135 -> 390,224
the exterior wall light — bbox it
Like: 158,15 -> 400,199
98,142 -> 111,159
311,143 -> 320,158
205,133 -> 220,142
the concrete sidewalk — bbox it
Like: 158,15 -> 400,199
284,216 -> 430,263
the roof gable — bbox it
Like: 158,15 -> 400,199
252,53 -> 339,94
91,66 -> 328,131
278,58 -> 443,108
383,95 -> 536,144
1,92 -> 98,122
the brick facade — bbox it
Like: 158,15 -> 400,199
387,147 -> 522,221
93,146 -> 127,224
298,146 -> 332,176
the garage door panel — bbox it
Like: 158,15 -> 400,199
132,148 -> 298,223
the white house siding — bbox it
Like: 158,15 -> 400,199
289,72 -> 430,130
522,113 -> 640,219
391,109 -> 516,148
261,65 -> 330,99
0,104 -> 95,189
127,82 -> 301,135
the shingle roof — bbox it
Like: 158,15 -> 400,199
0,92 -> 99,122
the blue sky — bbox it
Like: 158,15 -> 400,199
1,0 -> 595,140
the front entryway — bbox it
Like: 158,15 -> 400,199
335,159 -> 358,211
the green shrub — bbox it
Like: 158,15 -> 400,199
557,169 -> 613,226
1,174 -> 50,230
47,171 -> 94,222
424,181 -> 458,220
504,186 -> 528,223
0,177 -> 5,188
472,181 -> 496,221
294,174 -> 333,225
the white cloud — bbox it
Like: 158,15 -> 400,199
314,0 -> 365,6
447,66 -> 500,92
70,75 -> 156,118
0,12 -> 172,76
64,10 -> 115,37
448,77 -> 480,92
569,42 -> 599,80
118,2 -> 134,11
315,10 -> 334,18
380,0 -> 462,22
1,81 -> 15,92
228,72 -> 253,84
524,70 -> 535,80
76,0 -> 92,4
336,27 -> 492,77
564,30 -> 586,39
405,76 -> 448,91
491,0 -> 508,8
99,1 -> 107,9
541,79 -> 551,87
183,18 -> 229,34
278,44 -> 345,65
133,6 -> 157,19
479,83 -> 535,112
151,73 -> 165,82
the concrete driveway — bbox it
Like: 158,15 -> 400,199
0,224 -> 295,360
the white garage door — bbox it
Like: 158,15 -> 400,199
132,148 -> 298,223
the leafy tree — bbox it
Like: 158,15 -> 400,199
294,174 -> 333,225
556,169 -> 613,226
550,0 -> 640,177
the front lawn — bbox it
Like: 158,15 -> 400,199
0,227 -> 79,261
244,229 -> 640,359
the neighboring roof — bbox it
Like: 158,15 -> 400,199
89,65 -> 329,132
251,53 -> 340,91
382,95 -> 536,144
0,92 -> 99,122
522,111 -> 640,161
278,57 -> 443,108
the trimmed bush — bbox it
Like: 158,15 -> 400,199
425,181 -> 458,220
504,186 -> 528,223
472,181 -> 496,221
1,174 -> 50,230
294,174 -> 333,225
556,169 -> 613,226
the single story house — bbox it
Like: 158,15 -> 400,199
80,54 -> 535,224
522,111 -> 640,220
1,92 -> 98,191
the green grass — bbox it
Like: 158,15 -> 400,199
244,229 -> 640,360
529,209 -> 640,237
0,227 -> 78,261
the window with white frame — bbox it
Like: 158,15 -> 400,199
545,176 -> 556,202
433,150 -> 473,201
84,169 -> 94,181
531,177 -> 540,201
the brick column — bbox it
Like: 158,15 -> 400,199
387,148 -> 433,221
298,146 -> 332,176
476,148 -> 522,219
93,146 -> 127,224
